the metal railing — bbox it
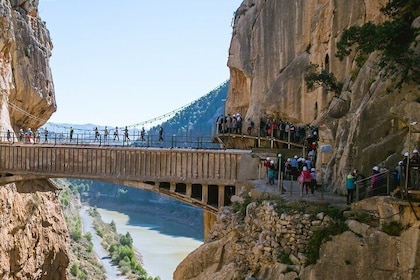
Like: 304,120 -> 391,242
355,170 -> 391,201
0,131 -> 221,149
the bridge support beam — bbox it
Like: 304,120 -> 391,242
170,182 -> 176,192
202,184 -> 208,205
218,185 -> 224,208
186,183 -> 192,198
203,210 -> 217,239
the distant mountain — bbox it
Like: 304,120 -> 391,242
147,80 -> 228,138
44,81 -> 228,142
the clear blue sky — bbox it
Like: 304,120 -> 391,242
38,0 -> 242,127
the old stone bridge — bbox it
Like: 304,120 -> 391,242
0,144 -> 260,216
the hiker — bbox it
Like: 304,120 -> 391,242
346,170 -> 357,204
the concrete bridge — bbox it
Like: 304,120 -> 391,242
0,144 -> 257,215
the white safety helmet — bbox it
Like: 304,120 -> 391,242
266,157 -> 270,161
398,161 -> 403,165
413,149 -> 419,154
270,160 -> 274,164
404,152 -> 409,157
294,155 -> 298,159
302,166 -> 308,171
373,166 -> 379,172
311,168 -> 315,172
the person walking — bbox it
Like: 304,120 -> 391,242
346,170 -> 357,204
124,126 -> 130,142
94,127 -> 99,141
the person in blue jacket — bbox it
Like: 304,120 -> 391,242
346,170 -> 357,204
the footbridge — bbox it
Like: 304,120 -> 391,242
0,144 -> 258,214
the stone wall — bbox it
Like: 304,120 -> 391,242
175,196 -> 420,279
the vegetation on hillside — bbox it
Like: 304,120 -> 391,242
55,179 -> 106,280
336,0 -> 420,82
148,80 -> 228,138
89,207 -> 160,280
305,0 -> 420,93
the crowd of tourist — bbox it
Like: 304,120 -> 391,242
216,113 -> 319,148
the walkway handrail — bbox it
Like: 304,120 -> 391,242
355,169 -> 391,201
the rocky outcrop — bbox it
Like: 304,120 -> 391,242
1,0 -> 56,134
175,197 -> 420,279
0,181 -> 69,279
226,0 -> 420,190
0,1 -> 67,279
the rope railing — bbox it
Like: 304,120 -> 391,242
0,131 -> 221,149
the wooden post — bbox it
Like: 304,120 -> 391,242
218,185 -> 224,208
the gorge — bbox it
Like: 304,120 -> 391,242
0,0 -> 419,279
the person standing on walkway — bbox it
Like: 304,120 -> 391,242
70,127 -> 74,142
141,127 -> 146,141
6,129 -> 11,142
104,126 -> 109,142
159,126 -> 164,141
44,128 -> 48,142
346,170 -> 357,204
124,126 -> 130,142
114,127 -> 119,141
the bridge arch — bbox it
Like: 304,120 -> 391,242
0,144 -> 254,214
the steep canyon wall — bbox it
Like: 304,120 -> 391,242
0,1 -> 68,279
227,0 -> 420,189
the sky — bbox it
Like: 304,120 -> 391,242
38,0 -> 243,127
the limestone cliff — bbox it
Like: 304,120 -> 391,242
1,0 -> 56,134
0,1 -> 68,279
226,0 -> 420,189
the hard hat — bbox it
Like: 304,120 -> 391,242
413,149 -> 419,154
294,155 -> 298,159
311,168 -> 315,172
398,161 -> 403,165
270,160 -> 274,164
303,166 -> 307,171
404,152 -> 409,157
373,166 -> 379,171
266,157 -> 270,161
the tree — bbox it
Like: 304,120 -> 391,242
336,0 -> 420,81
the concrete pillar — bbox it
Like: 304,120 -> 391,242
186,183 -> 192,197
202,184 -> 208,204
218,185 -> 224,208
203,210 -> 217,239
170,182 -> 176,192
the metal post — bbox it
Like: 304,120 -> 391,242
277,153 -> 282,193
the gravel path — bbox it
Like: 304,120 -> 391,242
80,205 -> 127,280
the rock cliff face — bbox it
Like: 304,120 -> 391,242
0,1 -> 67,279
226,0 -> 420,189
0,0 -> 56,133
175,197 -> 420,279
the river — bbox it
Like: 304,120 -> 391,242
95,207 -> 203,280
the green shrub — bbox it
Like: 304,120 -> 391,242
84,232 -> 92,242
70,263 -> 79,276
231,195 -> 252,216
120,232 -> 133,247
382,221 -> 404,236
306,214 -> 348,265
71,229 -> 82,241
